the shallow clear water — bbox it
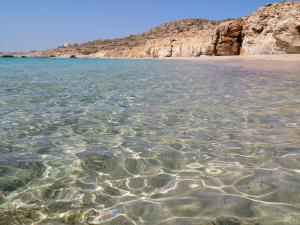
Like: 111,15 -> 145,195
0,58 -> 299,225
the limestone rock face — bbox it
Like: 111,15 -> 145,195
241,2 -> 300,54
143,28 -> 215,57
140,19 -> 245,57
213,19 -> 243,56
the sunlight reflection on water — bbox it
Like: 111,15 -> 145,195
0,58 -> 299,225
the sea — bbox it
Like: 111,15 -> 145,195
0,58 -> 299,225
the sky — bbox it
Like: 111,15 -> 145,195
0,0 -> 284,52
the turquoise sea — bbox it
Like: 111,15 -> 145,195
0,58 -> 299,225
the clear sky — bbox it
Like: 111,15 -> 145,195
0,0 -> 283,52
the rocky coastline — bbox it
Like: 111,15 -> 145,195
1,2 -> 300,58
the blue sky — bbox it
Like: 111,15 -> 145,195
0,0 -> 283,52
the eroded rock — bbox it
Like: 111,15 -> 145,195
213,19 -> 243,56
241,2 -> 300,54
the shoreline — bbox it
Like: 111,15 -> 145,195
155,54 -> 300,62
1,54 -> 300,62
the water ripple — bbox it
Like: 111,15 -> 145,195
0,58 -> 299,225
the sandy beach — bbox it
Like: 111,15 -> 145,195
159,54 -> 300,62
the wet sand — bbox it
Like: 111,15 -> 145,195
159,54 -> 300,62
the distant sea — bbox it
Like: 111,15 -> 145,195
0,58 -> 299,225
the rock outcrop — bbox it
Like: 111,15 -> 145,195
1,2 -> 299,58
241,1 -> 300,54
212,19 -> 244,56
142,22 -> 216,57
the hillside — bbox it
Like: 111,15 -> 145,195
2,2 -> 300,58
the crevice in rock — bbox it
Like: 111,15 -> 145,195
237,31 -> 243,55
169,45 -> 173,57
212,30 -> 220,55
252,26 -> 264,34
168,39 -> 176,57
295,25 -> 300,34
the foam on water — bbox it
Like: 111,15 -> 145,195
0,58 -> 299,225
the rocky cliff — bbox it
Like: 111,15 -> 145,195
242,2 -> 300,54
2,2 -> 300,58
